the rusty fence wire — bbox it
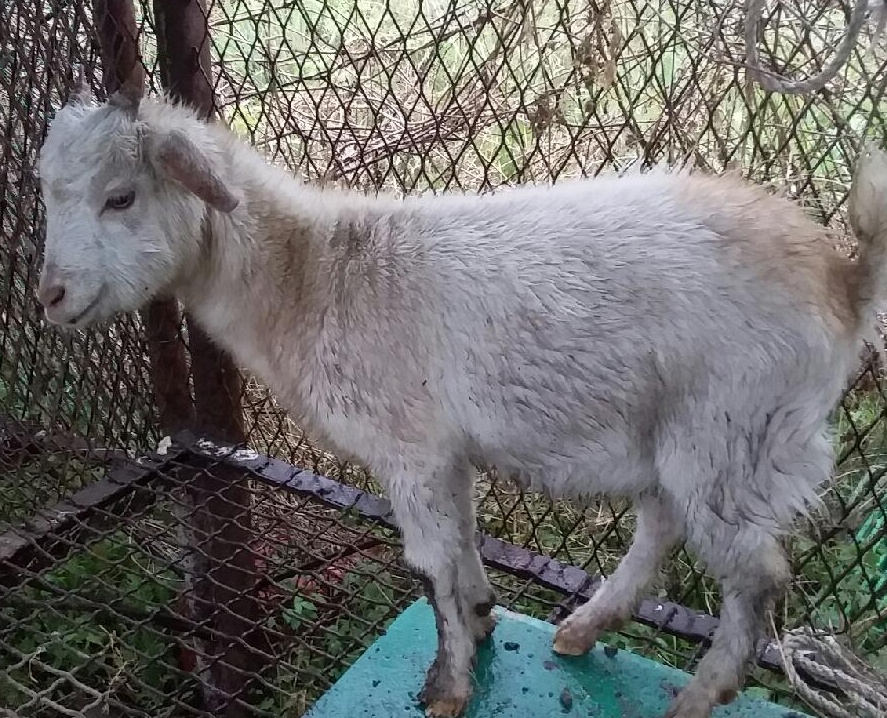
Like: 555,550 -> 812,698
2,0 -> 887,716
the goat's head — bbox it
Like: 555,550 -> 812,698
36,71 -> 239,328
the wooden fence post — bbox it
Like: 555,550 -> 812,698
152,0 -> 265,714
92,3 -> 195,435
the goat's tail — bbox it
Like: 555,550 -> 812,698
848,143 -> 887,319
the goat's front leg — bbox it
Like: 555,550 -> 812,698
452,467 -> 497,643
554,492 -> 681,655
387,458 -> 485,718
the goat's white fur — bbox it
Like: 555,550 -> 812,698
36,90 -> 887,718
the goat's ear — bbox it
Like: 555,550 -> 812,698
150,130 -> 239,213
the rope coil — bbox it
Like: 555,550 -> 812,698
745,0 -> 887,95
779,627 -> 887,718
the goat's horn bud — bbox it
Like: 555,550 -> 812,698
108,72 -> 143,118
66,63 -> 91,107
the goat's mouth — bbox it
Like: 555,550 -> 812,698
64,285 -> 107,327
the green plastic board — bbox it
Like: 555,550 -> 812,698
305,598 -> 811,718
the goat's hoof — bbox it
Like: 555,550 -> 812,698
552,625 -> 594,656
420,684 -> 471,718
662,687 -> 720,718
423,696 -> 470,718
419,673 -> 471,718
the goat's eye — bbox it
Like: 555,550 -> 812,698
104,191 -> 135,211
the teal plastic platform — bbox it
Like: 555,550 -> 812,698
305,598 -> 810,718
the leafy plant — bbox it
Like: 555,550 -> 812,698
0,532 -> 183,712
282,595 -> 320,630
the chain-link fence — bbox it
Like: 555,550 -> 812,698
2,0 -> 887,716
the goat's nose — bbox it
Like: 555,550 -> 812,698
38,283 -> 66,308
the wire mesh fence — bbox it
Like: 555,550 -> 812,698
2,0 -> 887,716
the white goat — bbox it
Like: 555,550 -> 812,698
36,77 -> 887,718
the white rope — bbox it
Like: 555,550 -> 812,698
745,0 -> 886,95
778,626 -> 887,718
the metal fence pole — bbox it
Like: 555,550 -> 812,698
92,3 -> 196,435
153,1 -> 265,714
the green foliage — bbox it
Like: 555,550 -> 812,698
282,594 -> 320,631
253,562 -> 413,715
0,533 -> 182,712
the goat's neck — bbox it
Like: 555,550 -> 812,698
177,171 -> 327,377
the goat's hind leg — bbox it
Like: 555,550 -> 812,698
665,518 -> 789,718
553,492 -> 682,655
660,405 -> 830,718
387,458 -> 484,718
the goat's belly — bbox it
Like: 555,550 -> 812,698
473,436 -> 654,501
